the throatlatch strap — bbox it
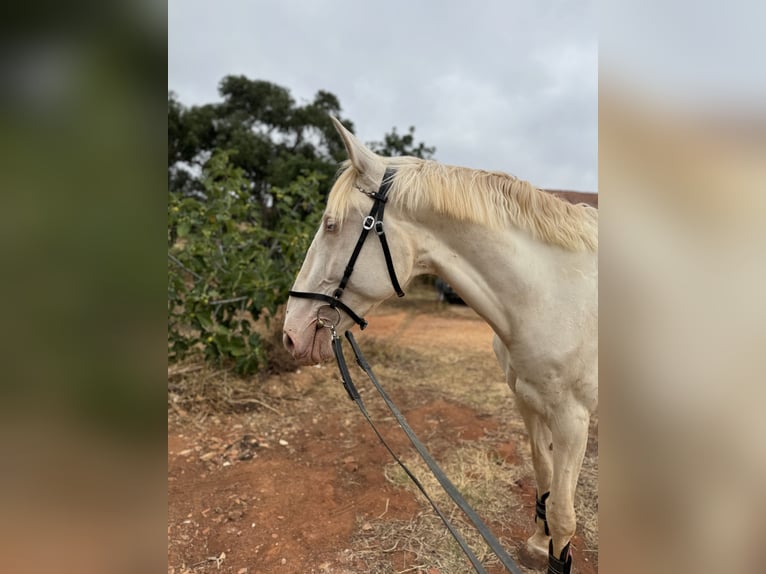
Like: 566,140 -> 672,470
372,186 -> 404,297
547,540 -> 572,574
536,491 -> 551,536
376,221 -> 404,297
345,331 -> 523,574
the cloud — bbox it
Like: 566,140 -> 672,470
169,0 -> 597,191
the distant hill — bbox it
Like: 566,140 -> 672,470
544,189 -> 598,208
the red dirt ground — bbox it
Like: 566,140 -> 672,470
168,299 -> 598,574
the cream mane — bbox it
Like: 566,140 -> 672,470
327,158 -> 598,252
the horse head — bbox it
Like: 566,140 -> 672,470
282,117 -> 415,365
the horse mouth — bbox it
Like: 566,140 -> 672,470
309,331 -> 333,364
283,325 -> 333,365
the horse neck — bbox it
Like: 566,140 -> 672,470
408,212 -> 596,340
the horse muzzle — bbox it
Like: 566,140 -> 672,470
282,323 -> 334,365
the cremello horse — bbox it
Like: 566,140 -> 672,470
283,117 -> 597,573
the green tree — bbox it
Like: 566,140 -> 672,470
368,125 -> 436,159
168,79 -> 355,208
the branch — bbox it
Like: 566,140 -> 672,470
168,253 -> 202,280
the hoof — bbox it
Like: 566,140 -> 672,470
516,543 -> 548,571
526,532 -> 551,557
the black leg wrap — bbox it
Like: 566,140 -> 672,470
535,491 -> 551,536
547,539 -> 572,574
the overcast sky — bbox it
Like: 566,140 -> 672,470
169,0 -> 597,192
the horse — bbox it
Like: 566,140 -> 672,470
282,116 -> 598,573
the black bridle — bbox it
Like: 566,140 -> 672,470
288,167 -> 404,329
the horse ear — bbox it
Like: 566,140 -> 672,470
330,116 -> 380,176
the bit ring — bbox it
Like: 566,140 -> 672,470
316,305 -> 341,330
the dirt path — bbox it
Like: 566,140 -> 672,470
168,292 -> 598,574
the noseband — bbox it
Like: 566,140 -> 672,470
288,167 -> 404,330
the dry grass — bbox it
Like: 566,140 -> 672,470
168,361 -> 270,416
350,444 -> 531,573
358,339 -> 509,417
348,432 -> 599,573
576,417 -> 600,556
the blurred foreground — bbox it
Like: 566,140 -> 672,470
599,85 -> 766,573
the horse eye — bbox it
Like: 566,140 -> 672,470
324,218 -> 337,232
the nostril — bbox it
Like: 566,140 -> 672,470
282,332 -> 295,353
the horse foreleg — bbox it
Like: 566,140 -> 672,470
493,337 -> 556,560
546,404 -> 590,574
517,398 -> 554,557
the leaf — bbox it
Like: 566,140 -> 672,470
248,333 -> 262,347
194,313 -> 213,331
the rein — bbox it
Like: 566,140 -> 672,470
288,167 -> 404,330
330,325 -> 523,574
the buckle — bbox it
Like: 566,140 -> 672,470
375,220 -> 384,235
362,216 -> 375,230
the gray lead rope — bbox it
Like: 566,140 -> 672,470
333,328 -> 523,574
330,329 -> 487,573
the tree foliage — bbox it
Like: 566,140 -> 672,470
168,77 -> 355,207
368,125 -> 436,159
168,151 -> 323,374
